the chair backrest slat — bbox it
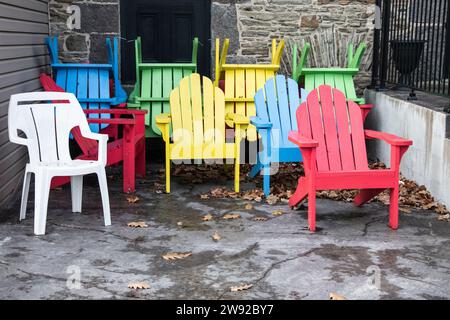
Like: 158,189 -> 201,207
170,74 -> 226,159
296,85 -> 368,172
9,92 -> 91,165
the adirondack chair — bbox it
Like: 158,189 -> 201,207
214,38 -> 285,141
249,75 -> 307,196
46,36 -> 128,134
128,37 -> 199,137
292,42 -> 368,104
288,85 -> 413,232
156,73 -> 249,193
8,92 -> 111,235
39,74 -> 147,194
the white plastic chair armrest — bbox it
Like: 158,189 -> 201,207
83,132 -> 109,166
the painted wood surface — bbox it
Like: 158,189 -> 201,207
215,38 -> 285,141
288,85 -> 413,232
128,37 -> 199,137
156,73 -> 249,193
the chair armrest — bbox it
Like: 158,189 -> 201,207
226,113 -> 249,125
250,116 -> 273,129
364,130 -> 413,147
288,131 -> 319,148
80,132 -> 108,165
359,104 -> 373,111
84,109 -> 147,116
156,113 -> 171,124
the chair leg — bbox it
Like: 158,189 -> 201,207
97,169 -> 111,226
20,170 -> 32,221
263,164 -> 271,197
123,141 -> 136,194
288,177 -> 308,207
308,187 -> 317,232
165,150 -> 171,194
34,171 -> 51,236
235,160 -> 240,193
136,144 -> 146,178
389,184 -> 400,230
248,162 -> 263,178
70,176 -> 83,213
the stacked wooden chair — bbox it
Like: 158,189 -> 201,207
288,85 -> 412,231
128,37 -> 199,137
46,36 -> 128,135
156,73 -> 249,193
214,38 -> 285,142
250,75 -> 307,196
292,42 -> 368,104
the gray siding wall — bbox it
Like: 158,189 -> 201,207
0,0 -> 49,209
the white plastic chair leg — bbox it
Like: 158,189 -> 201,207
71,176 -> 83,213
97,169 -> 111,226
34,171 -> 52,235
19,170 -> 32,221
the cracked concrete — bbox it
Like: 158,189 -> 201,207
0,165 -> 449,300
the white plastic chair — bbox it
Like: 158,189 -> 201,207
8,92 -> 111,235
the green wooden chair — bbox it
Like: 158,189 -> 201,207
292,42 -> 366,104
128,36 -> 199,137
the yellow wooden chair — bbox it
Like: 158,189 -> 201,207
214,38 -> 285,141
156,73 -> 249,193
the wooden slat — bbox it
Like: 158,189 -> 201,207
254,89 -> 269,123
99,69 -> 110,130
141,69 -> 152,126
306,89 -> 329,171
224,69 -> 235,115
287,77 -> 300,132
190,73 -> 203,159
333,87 -> 355,171
179,76 -> 193,158
162,68 -> 172,116
235,69 -> 245,116
88,68 -> 100,132
265,77 -> 281,147
333,74 -> 346,97
245,68 -> 256,139
324,74 -> 335,87
203,76 -> 215,158
170,88 -> 183,146
214,86 -> 226,159
76,68 -> 88,129
151,68 -> 163,135
275,75 -> 291,147
343,74 -> 357,101
318,85 -> 341,171
347,98 -> 368,170
304,74 -> 315,93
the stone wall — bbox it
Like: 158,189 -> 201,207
49,0 -> 375,90
49,0 -> 120,64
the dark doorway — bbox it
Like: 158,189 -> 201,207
120,0 -> 211,84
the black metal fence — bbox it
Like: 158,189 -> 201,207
372,0 -> 450,97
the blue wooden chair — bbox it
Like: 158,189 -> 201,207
46,36 -> 127,133
249,75 -> 307,196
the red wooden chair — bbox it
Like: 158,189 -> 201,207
288,85 -> 412,231
39,74 -> 147,193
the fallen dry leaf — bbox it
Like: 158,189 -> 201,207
230,284 -> 253,292
126,195 -> 140,203
177,221 -> 183,227
252,216 -> 269,222
399,207 -> 412,214
266,194 -> 279,205
437,214 -> 450,222
162,252 -> 192,261
127,221 -> 149,228
272,210 -> 285,216
202,214 -> 213,222
223,213 -> 241,220
128,282 -> 150,290
244,204 -> 253,210
200,194 -> 210,200
329,292 -> 346,300
212,231 -> 222,242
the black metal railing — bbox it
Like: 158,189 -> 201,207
372,0 -> 450,97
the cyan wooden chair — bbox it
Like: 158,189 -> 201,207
249,75 -> 307,196
46,36 -> 127,133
